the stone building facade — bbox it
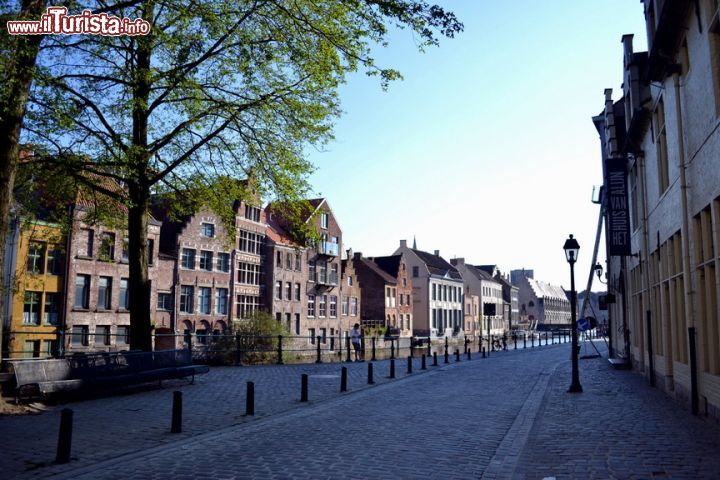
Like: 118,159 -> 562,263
516,275 -> 571,329
595,0 -> 720,419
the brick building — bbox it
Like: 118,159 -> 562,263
340,249 -> 362,333
595,0 -> 720,418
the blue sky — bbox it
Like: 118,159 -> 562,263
306,1 -> 647,289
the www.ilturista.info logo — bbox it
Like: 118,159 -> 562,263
7,6 -> 150,36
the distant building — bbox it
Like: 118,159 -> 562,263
510,268 -> 534,287
395,240 -> 463,337
451,259 -> 504,336
516,276 -> 570,329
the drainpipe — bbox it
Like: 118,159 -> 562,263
637,151 -> 653,382
673,71 -> 698,413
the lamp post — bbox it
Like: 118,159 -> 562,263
564,234 -> 583,393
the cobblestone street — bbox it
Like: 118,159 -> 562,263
2,340 -> 720,479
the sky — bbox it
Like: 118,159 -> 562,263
305,0 -> 648,290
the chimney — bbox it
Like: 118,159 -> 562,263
451,257 -> 464,268
400,239 -> 407,248
353,251 -> 362,260
434,250 -> 440,257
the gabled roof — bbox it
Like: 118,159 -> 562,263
357,256 -> 396,284
526,277 -> 569,301
371,255 -> 402,279
411,249 -> 462,280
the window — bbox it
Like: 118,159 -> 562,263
320,212 -> 329,229
201,222 -> 215,237
216,288 -> 228,315
198,287 -> 212,314
330,263 -> 339,284
286,252 -> 292,270
285,282 -> 292,300
95,326 -> 111,346
432,283 -> 436,300
44,292 -> 59,325
27,243 -> 45,274
122,236 -> 129,262
238,230 -> 263,254
71,326 -> 89,346
308,294 -> 316,317
75,274 -> 90,309
276,251 -> 283,268
654,98 -> 669,194
308,260 -> 316,282
237,262 -> 260,285
402,277 -> 407,287
342,297 -> 349,315
117,326 -> 130,345
78,228 -> 94,257
320,328 -> 327,344
181,248 -> 196,269
350,297 -> 358,316
309,328 -> 316,344
147,239 -> 154,266
46,247 -> 63,275
244,205 -> 261,222
285,313 -> 291,332
98,276 -> 112,310
217,253 -> 230,273
276,281 -> 282,300
199,250 -> 213,271
318,261 -> 327,283
412,266 -> 419,278
157,292 -> 173,311
295,283 -> 301,301
330,295 -> 337,317
119,278 -> 129,310
318,295 -> 327,317
99,232 -> 115,261
23,291 -> 41,325
295,314 -> 300,334
180,286 -> 194,313
347,275 -> 353,286
295,254 -> 301,271
236,295 -> 260,318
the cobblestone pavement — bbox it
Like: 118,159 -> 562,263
2,338 -> 720,479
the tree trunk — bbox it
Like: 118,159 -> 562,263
126,2 -> 154,351
127,183 -> 153,352
0,0 -> 45,360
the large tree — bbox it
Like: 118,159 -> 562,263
23,0 -> 462,351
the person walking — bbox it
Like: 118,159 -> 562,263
351,323 -> 363,361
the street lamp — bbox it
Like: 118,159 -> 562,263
563,234 -> 583,393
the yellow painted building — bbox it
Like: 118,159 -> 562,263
5,221 -> 66,359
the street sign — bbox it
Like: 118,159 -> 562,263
577,317 -> 590,332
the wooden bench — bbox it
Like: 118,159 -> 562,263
9,349 -> 209,402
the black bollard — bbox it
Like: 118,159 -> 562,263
371,336 -> 377,361
523,335 -> 527,349
407,356 -> 413,374
389,358 -> 396,379
410,336 -> 415,358
56,408 -> 73,464
368,362 -> 375,384
340,367 -> 347,392
277,335 -> 284,365
421,354 -> 427,370
246,381 -> 255,416
433,351 -> 438,366
390,338 -> 396,359
171,391 -> 182,433
514,334 -> 517,350
444,336 -> 449,358
531,334 -> 534,348
301,374 -> 308,402
316,336 -> 322,363
427,337 -> 432,357
455,349 -> 460,362
464,335 -> 468,354
444,349 -> 449,364
482,347 -> 486,359
467,348 -> 472,360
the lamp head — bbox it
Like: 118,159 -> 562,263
563,234 -> 580,264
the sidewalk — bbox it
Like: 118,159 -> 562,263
2,340 -> 720,479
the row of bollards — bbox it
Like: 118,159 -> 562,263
54,331 -> 579,465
